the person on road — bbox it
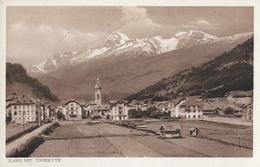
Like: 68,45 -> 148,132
160,125 -> 165,137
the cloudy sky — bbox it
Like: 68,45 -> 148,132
7,6 -> 253,67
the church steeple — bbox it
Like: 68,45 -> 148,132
95,78 -> 102,105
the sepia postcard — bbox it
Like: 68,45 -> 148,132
0,0 -> 260,167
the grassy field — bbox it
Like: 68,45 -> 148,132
29,120 -> 252,157
6,123 -> 37,140
52,122 -> 147,138
145,120 -> 253,148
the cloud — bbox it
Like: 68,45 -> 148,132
117,7 -> 162,38
180,19 -> 216,30
196,19 -> 212,26
8,22 -> 107,65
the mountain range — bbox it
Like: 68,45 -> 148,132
29,30 -> 252,101
31,30 -> 252,74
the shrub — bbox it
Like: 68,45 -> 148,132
224,107 -> 234,115
57,111 -> 65,120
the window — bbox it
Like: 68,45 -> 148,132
14,111 -> 17,115
14,105 -> 17,109
193,115 -> 196,118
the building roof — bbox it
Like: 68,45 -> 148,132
6,95 -> 37,108
88,104 -> 110,111
227,90 -> 253,98
202,98 -> 243,111
170,97 -> 186,106
63,99 -> 84,106
111,99 -> 128,107
129,100 -> 146,106
181,96 -> 202,107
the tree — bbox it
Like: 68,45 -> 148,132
224,107 -> 234,115
128,109 -> 143,119
57,111 -> 65,120
150,111 -> 163,119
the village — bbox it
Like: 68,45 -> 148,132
6,78 -> 253,126
5,77 -> 253,157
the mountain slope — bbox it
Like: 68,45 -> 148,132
35,31 -> 252,101
6,63 -> 59,102
126,37 -> 253,102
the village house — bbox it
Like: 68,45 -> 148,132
226,90 -> 253,106
202,98 -> 244,116
81,104 -> 88,118
6,94 -> 39,125
169,97 -> 186,118
170,96 -> 203,119
39,103 -> 52,122
242,103 -> 253,121
110,100 -> 129,121
128,100 -> 148,111
154,101 -> 172,113
87,103 -> 110,119
63,99 -> 83,121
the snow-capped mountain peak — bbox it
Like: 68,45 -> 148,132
175,31 -> 188,38
152,36 -> 178,53
105,31 -> 130,45
176,30 -> 218,40
31,31 -> 253,73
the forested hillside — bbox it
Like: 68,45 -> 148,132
6,63 -> 59,101
126,37 -> 253,102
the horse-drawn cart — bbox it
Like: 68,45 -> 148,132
159,125 -> 181,138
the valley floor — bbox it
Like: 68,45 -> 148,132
29,120 -> 252,157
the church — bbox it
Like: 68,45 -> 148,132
86,78 -> 110,119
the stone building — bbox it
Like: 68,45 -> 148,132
6,94 -> 39,125
226,90 -> 253,106
170,96 -> 203,119
110,100 -> 129,121
128,100 -> 148,111
63,99 -> 83,121
242,104 -> 253,121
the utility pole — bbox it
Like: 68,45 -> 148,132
180,115 -> 182,129
238,134 -> 241,149
179,115 -> 183,137
37,99 -> 41,126
22,110 -> 25,129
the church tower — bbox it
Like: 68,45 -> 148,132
95,78 -> 102,105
